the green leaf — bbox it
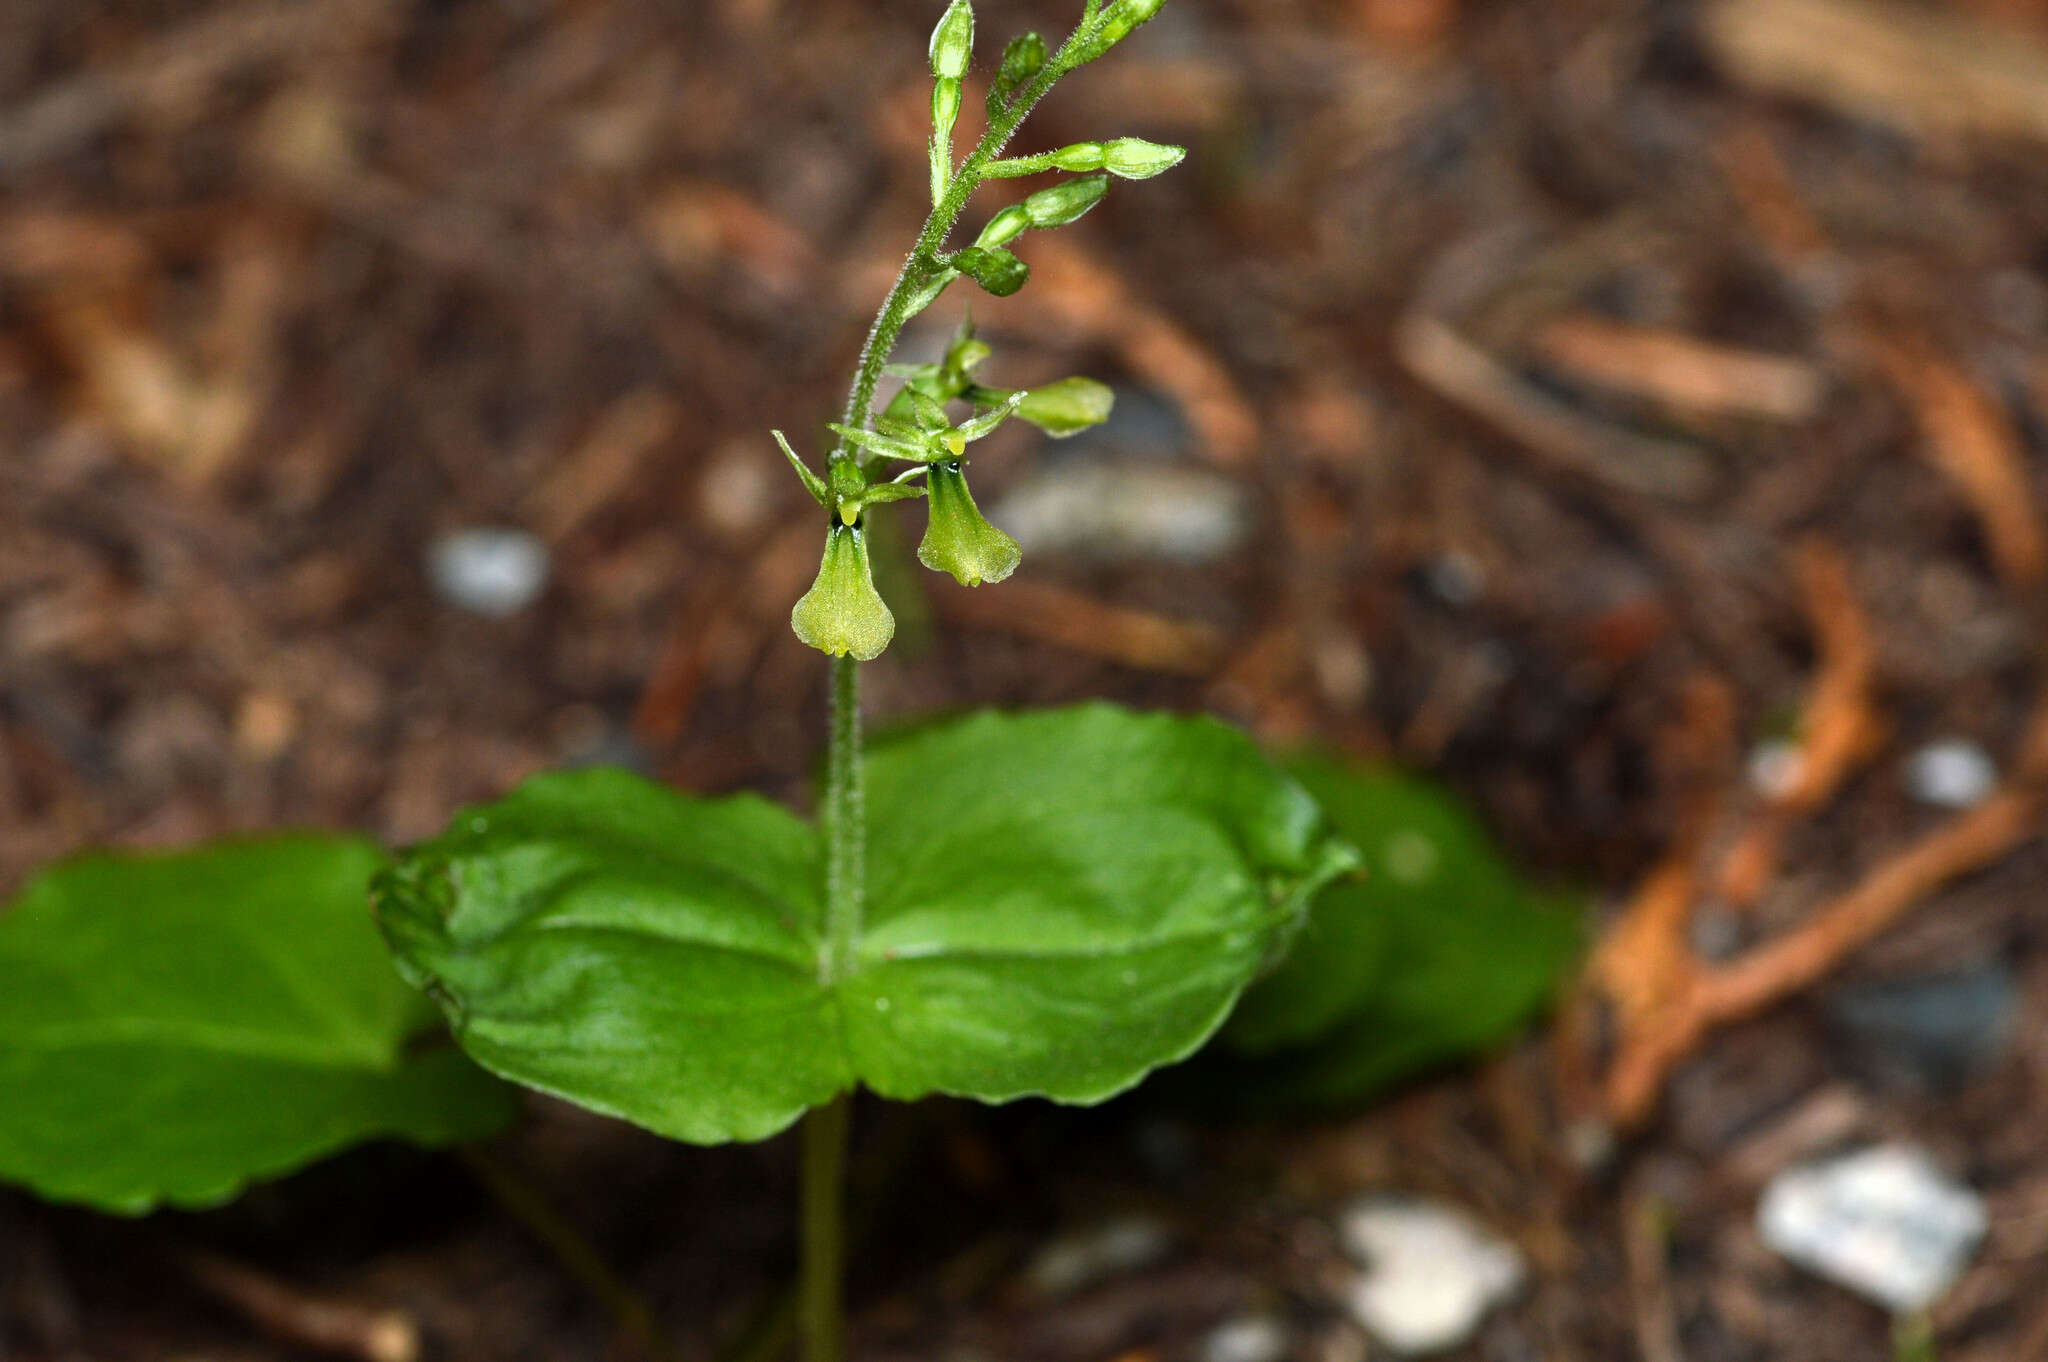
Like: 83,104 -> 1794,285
1217,757 -> 1583,1106
376,707 -> 1358,1145
0,837 -> 516,1214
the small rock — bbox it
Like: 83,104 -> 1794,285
1200,1315 -> 1289,1362
428,527 -> 550,617
1421,551 -> 1486,607
1827,961 -> 2017,1092
988,462 -> 1249,565
1689,902 -> 1746,961
1339,1199 -> 1524,1356
1022,1216 -> 1172,1298
1905,739 -> 1997,809
1757,1144 -> 1986,1312
698,440 -> 776,538
1747,739 -> 1804,800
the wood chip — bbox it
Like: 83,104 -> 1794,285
933,578 -> 1227,677
1704,0 -> 2048,145
1861,331 -> 2048,592
1397,313 -> 1718,501
1533,314 -> 1825,422
526,388 -> 682,541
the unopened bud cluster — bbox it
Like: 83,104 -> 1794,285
778,0 -> 1182,661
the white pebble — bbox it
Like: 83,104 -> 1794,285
1339,1199 -> 1524,1356
1905,740 -> 1997,810
989,462 -> 1249,565
1747,739 -> 1804,800
428,527 -> 550,617
1757,1143 -> 1986,1312
1200,1315 -> 1288,1362
1023,1215 -> 1172,1298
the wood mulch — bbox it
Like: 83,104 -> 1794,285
4,0 -> 2048,1358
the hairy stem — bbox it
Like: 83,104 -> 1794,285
804,653 -> 860,1362
799,13 -> 1121,1361
821,651 -> 863,986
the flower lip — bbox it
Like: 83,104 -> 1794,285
791,521 -> 896,660
918,461 -> 1021,588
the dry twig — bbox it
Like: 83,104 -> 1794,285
1714,540 -> 1884,907
1533,314 -> 1825,423
1703,0 -> 2048,146
180,1249 -> 419,1362
1396,313 -> 1717,502
1862,330 -> 2048,592
933,577 -> 1226,676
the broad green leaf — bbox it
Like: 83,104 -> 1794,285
377,776 -> 840,1145
0,837 -> 516,1215
1215,757 -> 1583,1106
376,705 -> 1357,1145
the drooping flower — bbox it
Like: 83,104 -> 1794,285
917,462 -> 1020,587
792,524 -> 895,660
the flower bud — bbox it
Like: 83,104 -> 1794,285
942,326 -> 992,379
918,462 -> 1020,587
1016,376 -> 1115,437
975,204 -> 1031,249
988,32 -> 1047,114
931,78 -> 963,137
1049,142 -> 1106,172
952,246 -> 1029,297
1024,174 -> 1108,229
1102,137 -> 1186,179
1071,0 -> 1167,64
931,78 -> 963,202
792,525 -> 895,660
929,0 -> 975,80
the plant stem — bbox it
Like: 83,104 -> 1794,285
798,15 -> 1120,1360
805,652 -> 860,1362
458,1146 -> 674,1360
799,1093 -> 852,1362
821,651 -> 863,986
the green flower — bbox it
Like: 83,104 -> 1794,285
918,463 -> 1020,587
792,525 -> 894,660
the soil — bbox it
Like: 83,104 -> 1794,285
4,0 -> 2048,1358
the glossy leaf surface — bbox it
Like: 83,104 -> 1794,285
377,706 -> 1357,1144
0,837 -> 516,1214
